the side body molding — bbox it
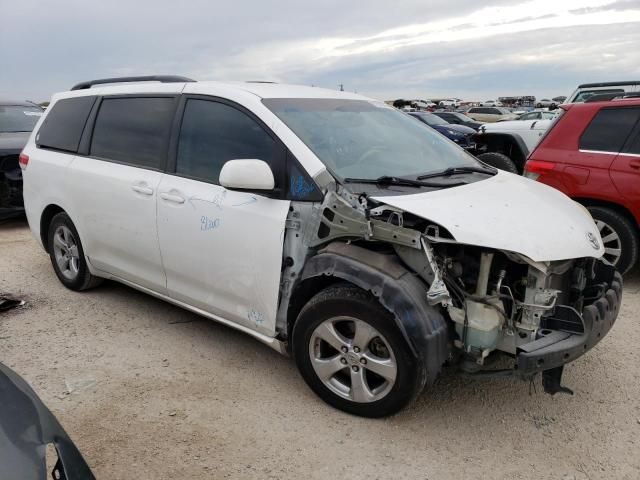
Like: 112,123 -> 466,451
299,242 -> 450,385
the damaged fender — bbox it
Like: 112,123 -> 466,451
299,242 -> 450,385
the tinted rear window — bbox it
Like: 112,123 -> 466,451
36,97 -> 95,152
90,97 -> 175,169
579,107 -> 640,152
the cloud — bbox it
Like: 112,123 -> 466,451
0,0 -> 639,101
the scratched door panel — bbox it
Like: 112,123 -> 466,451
156,174 -> 290,336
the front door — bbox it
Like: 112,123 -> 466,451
156,97 -> 290,336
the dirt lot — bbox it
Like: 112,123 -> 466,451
1,219 -> 639,480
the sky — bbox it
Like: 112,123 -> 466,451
1,0 -> 639,103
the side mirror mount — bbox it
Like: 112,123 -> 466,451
219,159 -> 275,191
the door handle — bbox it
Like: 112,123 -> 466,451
131,185 -> 153,195
160,192 -> 185,204
630,160 -> 640,169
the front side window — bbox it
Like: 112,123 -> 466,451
176,99 -> 278,185
263,98 -> 478,181
0,105 -> 43,133
579,107 -> 640,152
90,97 -> 175,168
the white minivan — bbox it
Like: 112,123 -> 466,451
21,76 -> 622,417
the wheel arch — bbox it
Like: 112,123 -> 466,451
574,198 -> 640,232
40,204 -> 66,253
291,242 -> 450,385
474,132 -> 530,172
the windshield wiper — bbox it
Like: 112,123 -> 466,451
416,165 -> 496,180
343,175 -> 465,188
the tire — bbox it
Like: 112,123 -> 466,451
292,285 -> 424,417
536,103 -> 542,108
47,212 -> 102,291
476,152 -> 519,174
587,207 -> 639,275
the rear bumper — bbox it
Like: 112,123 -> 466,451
516,268 -> 622,375
0,168 -> 24,219
0,207 -> 24,220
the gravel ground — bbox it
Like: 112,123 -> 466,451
1,219 -> 639,480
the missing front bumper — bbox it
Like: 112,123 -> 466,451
515,269 -> 622,376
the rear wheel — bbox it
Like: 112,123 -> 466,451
588,206 -> 638,274
476,152 -> 518,174
292,285 -> 424,417
47,212 -> 102,290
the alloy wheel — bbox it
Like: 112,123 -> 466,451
596,220 -> 622,266
308,316 -> 397,403
52,225 -> 80,281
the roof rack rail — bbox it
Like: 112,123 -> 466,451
245,80 -> 277,84
577,80 -> 640,88
71,75 -> 196,91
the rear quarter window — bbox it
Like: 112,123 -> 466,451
579,107 -> 640,152
36,96 -> 96,153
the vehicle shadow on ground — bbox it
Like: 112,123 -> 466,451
92,267 -> 639,425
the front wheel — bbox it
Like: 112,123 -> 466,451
292,285 -> 424,417
476,151 -> 519,174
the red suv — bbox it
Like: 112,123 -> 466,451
524,98 -> 640,274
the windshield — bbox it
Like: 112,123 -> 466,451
573,89 -> 625,103
263,98 -> 478,181
411,112 -> 448,126
0,105 -> 43,132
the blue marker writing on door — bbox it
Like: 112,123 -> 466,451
290,175 -> 315,199
201,216 -> 220,231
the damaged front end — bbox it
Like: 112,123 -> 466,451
424,241 -> 622,393
281,181 -> 622,395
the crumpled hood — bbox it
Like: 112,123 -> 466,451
372,171 -> 605,262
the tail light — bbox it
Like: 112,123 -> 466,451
18,153 -> 29,170
523,159 -> 555,180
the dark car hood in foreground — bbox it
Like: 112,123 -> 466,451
0,131 -> 30,152
0,362 -> 94,479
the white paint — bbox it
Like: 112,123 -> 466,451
373,171 -> 605,262
69,156 -> 167,293
479,118 -> 552,151
219,159 -> 275,190
155,175 -> 290,337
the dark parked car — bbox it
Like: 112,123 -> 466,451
408,111 -> 476,149
0,99 -> 43,219
432,111 -> 483,130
